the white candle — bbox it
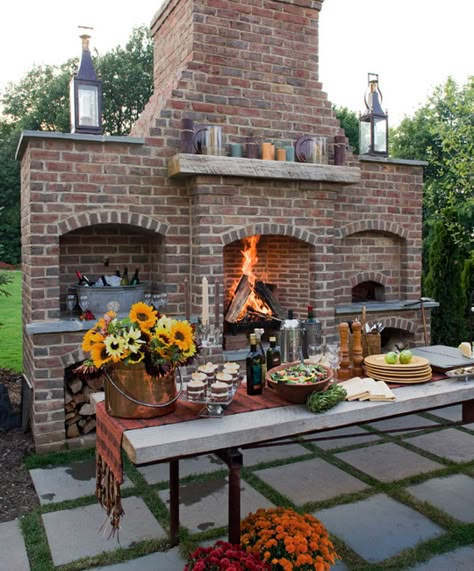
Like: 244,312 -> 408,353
202,277 -> 209,325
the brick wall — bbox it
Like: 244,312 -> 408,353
19,0 -> 427,452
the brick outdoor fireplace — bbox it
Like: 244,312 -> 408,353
18,0 -> 433,452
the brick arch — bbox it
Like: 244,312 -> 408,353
337,220 -> 408,240
380,316 -> 418,334
221,223 -> 319,246
57,210 -> 169,236
350,271 -> 388,288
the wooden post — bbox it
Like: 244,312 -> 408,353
169,459 -> 180,546
216,448 -> 243,544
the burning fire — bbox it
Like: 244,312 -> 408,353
230,235 -> 273,321
241,235 -> 260,287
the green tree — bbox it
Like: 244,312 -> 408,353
392,77 -> 473,342
334,106 -> 359,154
424,213 -> 467,346
392,77 -> 474,252
0,123 -> 21,265
98,27 -> 153,136
461,253 -> 474,341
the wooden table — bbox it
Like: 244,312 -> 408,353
121,378 -> 474,545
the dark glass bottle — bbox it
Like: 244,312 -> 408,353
76,270 -> 92,286
130,268 -> 140,285
246,333 -> 263,395
100,275 -> 109,286
254,328 -> 267,379
120,267 -> 130,286
266,336 -> 281,371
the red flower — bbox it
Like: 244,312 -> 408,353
185,540 -> 270,571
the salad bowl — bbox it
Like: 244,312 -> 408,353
266,361 -> 333,404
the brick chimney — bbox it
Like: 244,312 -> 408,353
132,0 -> 340,145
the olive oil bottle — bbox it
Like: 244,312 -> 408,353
246,333 -> 263,395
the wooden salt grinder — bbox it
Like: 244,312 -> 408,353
338,322 -> 352,381
351,320 -> 364,377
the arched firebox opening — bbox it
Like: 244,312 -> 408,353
352,280 -> 385,303
222,234 -> 312,350
381,327 -> 415,353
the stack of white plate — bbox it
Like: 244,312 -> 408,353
364,354 -> 432,384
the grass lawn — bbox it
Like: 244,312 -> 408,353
0,270 -> 22,372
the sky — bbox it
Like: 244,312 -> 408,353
1,0 -> 472,126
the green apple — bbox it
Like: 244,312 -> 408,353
399,350 -> 413,364
384,351 -> 399,365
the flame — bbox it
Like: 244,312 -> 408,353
231,235 -> 273,321
241,235 -> 260,287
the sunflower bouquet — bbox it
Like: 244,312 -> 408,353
241,507 -> 339,571
79,302 -> 197,377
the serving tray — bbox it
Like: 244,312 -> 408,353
180,378 -> 242,417
410,345 -> 474,372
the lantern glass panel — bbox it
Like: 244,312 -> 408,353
374,117 -> 387,153
78,84 -> 99,127
359,120 -> 370,155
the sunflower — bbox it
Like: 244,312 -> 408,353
129,302 -> 157,332
156,315 -> 173,331
82,329 -> 105,352
127,350 -> 145,364
90,342 -> 112,368
181,342 -> 197,360
154,328 -> 171,346
170,320 -> 194,351
124,327 -> 145,353
104,335 -> 127,362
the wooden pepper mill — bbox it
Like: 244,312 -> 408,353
351,320 -> 364,377
337,322 -> 352,381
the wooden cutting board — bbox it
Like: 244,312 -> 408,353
411,345 -> 474,372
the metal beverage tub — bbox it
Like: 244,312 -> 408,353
76,284 -> 146,317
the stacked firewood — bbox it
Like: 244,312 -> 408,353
64,375 -> 103,438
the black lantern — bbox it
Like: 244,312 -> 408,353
359,73 -> 388,156
70,32 -> 102,135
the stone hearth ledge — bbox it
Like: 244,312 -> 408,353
26,319 -> 97,335
168,153 -> 361,184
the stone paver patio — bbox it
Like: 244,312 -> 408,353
2,405 -> 474,570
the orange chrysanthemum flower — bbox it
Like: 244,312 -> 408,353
241,507 -> 339,571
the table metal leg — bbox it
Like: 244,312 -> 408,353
216,448 -> 243,544
462,399 -> 474,423
169,459 -> 179,546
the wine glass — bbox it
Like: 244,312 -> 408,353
78,294 -> 89,314
307,344 -> 323,363
66,294 -> 77,319
325,343 -> 341,381
152,293 -> 161,310
144,292 -> 152,306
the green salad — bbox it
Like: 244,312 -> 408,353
270,363 -> 329,385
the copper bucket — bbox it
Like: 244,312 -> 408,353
104,363 -> 183,419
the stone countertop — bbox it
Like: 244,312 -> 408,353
336,300 -> 439,315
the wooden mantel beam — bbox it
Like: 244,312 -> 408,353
168,154 -> 361,185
